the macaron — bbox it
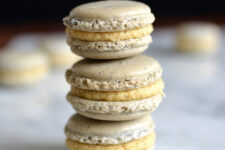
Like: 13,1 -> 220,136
63,1 -> 155,59
40,34 -> 82,67
176,22 -> 221,53
66,55 -> 164,121
65,114 -> 155,150
0,50 -> 49,86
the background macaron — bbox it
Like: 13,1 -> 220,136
65,114 -> 155,150
0,50 -> 49,86
66,55 -> 165,121
40,34 -> 82,67
176,22 -> 221,53
63,1 -> 155,59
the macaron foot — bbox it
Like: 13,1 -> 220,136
66,132 -> 155,150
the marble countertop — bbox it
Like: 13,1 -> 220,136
0,27 -> 225,150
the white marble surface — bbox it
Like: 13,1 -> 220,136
0,27 -> 225,150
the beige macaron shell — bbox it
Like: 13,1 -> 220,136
65,114 -> 154,144
67,94 -> 162,121
67,35 -> 152,52
67,35 -> 151,59
63,1 -> 154,32
70,45 -> 149,59
66,55 -> 162,91
75,109 -> 152,121
69,1 -> 150,19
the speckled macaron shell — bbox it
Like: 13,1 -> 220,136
65,114 -> 155,145
63,1 -> 155,32
70,45 -> 149,59
66,54 -> 162,91
67,94 -> 163,121
67,35 -> 152,59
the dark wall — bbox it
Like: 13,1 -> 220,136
0,0 -> 224,24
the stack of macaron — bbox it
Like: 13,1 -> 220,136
63,1 -> 165,150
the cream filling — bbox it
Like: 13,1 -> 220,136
65,125 -> 154,145
67,35 -> 152,52
63,13 -> 155,32
66,69 -> 162,91
67,94 -> 163,114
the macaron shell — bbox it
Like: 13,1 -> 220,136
67,35 -> 152,52
65,131 -> 155,149
67,94 -> 163,115
70,45 -> 148,59
66,55 -> 162,91
76,109 -> 151,121
65,132 -> 155,149
66,114 -> 153,136
65,114 -> 155,144
69,1 -> 151,20
70,55 -> 160,81
63,1 -> 154,32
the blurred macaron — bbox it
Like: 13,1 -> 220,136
176,22 -> 221,53
39,33 -> 82,67
0,50 -> 49,86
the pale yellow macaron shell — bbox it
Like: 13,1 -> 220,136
66,132 -> 155,150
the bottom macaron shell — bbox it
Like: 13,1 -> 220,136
66,132 -> 155,150
67,93 -> 163,121
71,45 -> 148,59
75,109 -> 151,121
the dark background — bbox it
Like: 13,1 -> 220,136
0,0 -> 224,47
0,0 -> 225,24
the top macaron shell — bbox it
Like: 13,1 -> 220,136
65,114 -> 155,145
66,54 -> 162,91
63,1 -> 155,32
